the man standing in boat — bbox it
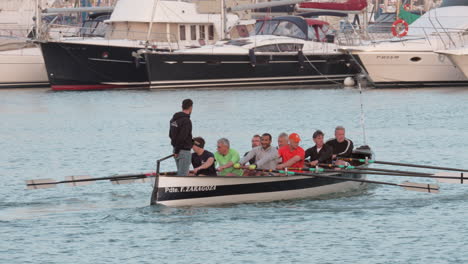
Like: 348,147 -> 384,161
239,133 -> 278,174
276,133 -> 305,170
326,126 -> 354,159
305,130 -> 333,167
169,99 -> 193,176
191,137 -> 217,176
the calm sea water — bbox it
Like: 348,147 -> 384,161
1,87 -> 467,264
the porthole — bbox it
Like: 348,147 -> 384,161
410,57 -> 421,62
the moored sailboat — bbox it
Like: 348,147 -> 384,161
0,45 -> 48,88
141,16 -> 361,89
40,0 -> 251,91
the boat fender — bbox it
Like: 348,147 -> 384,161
249,48 -> 256,67
298,50 -> 305,68
134,55 -> 141,69
391,19 -> 409,38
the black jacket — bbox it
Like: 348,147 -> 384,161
169,112 -> 192,154
325,138 -> 354,158
305,144 -> 333,165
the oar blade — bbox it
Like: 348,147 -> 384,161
110,177 -> 151,184
134,178 -> 151,183
399,181 -> 440,193
434,172 -> 467,184
26,179 -> 57,190
65,176 -> 94,187
110,178 -> 137,185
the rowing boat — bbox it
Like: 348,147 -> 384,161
150,146 -> 373,206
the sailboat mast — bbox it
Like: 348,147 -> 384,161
35,0 -> 42,39
146,0 -> 160,43
221,0 -> 226,39
363,1 -> 368,31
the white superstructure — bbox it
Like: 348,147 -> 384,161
340,5 -> 468,86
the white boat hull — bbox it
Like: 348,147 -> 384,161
446,53 -> 468,79
154,174 -> 367,207
0,47 -> 49,88
355,51 -> 467,84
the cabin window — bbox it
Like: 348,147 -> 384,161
275,21 -> 306,39
256,20 -> 279,35
191,25 -> 197,40
255,44 -> 280,52
208,25 -> 214,40
226,39 -> 252,46
199,25 -> 206,40
180,25 -> 186,40
308,26 -> 317,41
317,27 -> 327,41
277,43 -> 303,52
236,25 -> 249,38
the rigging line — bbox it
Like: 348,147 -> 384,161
303,51 -> 342,87
358,78 -> 367,145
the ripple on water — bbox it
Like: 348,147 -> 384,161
1,88 -> 468,263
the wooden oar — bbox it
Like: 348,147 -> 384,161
252,168 -> 440,193
26,171 -> 178,190
287,167 -> 467,184
289,166 -> 432,176
315,164 -> 434,176
339,157 -> 468,172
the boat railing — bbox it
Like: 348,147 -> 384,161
0,25 -> 33,39
150,154 -> 175,205
335,24 -> 395,46
427,28 -> 468,50
40,24 -> 181,51
336,25 -> 465,48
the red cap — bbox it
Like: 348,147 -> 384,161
289,133 -> 301,142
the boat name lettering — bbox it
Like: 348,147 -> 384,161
376,55 -> 399,60
164,186 -> 217,193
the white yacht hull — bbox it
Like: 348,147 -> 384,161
446,53 -> 468,79
355,51 -> 467,85
0,47 -> 49,88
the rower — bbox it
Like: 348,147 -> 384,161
277,132 -> 289,149
305,130 -> 333,167
240,133 -> 278,174
215,138 -> 243,176
244,134 -> 261,165
191,137 -> 217,176
325,126 -> 354,160
276,133 -> 305,170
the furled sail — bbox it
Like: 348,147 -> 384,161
298,0 -> 367,11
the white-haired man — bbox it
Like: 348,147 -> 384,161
326,126 -> 354,160
215,138 -> 243,176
